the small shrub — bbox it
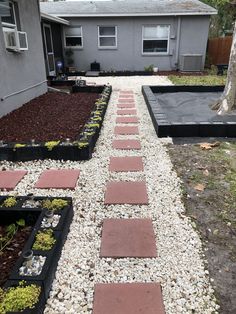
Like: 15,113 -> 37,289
44,141 -> 60,151
1,197 -> 17,208
42,198 -> 68,211
32,229 -> 56,251
14,143 -> 26,148
144,64 -> 154,72
0,281 -> 41,313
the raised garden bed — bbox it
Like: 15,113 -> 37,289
0,195 -> 73,314
0,85 -> 112,161
142,85 -> 236,138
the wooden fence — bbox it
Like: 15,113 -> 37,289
207,36 -> 232,65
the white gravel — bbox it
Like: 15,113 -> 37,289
0,75 -> 219,314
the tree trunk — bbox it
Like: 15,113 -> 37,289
211,21 -> 236,115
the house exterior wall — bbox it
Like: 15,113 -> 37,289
178,16 -> 210,68
0,0 -> 47,118
63,15 -> 210,71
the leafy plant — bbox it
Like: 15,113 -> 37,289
44,141 -> 60,151
0,281 -> 41,313
14,143 -> 26,148
144,64 -> 154,72
32,229 -> 56,251
42,198 -> 68,211
1,197 -> 17,208
0,219 -> 25,253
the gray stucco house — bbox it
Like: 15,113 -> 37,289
40,0 -> 217,72
0,0 -> 47,117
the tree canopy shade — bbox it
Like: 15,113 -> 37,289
211,21 -> 236,114
202,0 -> 236,36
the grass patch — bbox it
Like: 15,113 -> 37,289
168,75 -> 226,86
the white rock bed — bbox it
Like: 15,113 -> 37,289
19,255 -> 46,276
41,214 -> 60,228
0,76 -> 219,314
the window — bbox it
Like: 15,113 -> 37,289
1,1 -> 19,29
98,26 -> 117,49
142,25 -> 170,54
1,1 -> 27,51
64,26 -> 83,48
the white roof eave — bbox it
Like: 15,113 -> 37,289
41,12 -> 70,25
48,11 -> 217,18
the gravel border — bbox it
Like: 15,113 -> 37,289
0,76 -> 219,314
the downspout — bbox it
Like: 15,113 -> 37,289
175,16 -> 181,69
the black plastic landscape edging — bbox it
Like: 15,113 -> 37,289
0,196 -> 73,314
0,85 -> 112,162
99,71 -> 154,76
142,85 -> 236,138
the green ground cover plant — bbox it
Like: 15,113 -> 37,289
168,75 -> 226,85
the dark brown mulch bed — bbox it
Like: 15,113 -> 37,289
0,92 -> 99,142
0,226 -> 32,286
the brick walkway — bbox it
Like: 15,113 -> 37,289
94,90 -> 165,313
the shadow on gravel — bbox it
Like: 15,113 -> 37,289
167,140 -> 236,314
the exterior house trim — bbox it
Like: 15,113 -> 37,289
40,12 -> 69,25
48,12 -> 217,18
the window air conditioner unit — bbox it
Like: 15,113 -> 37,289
17,31 -> 28,51
3,28 -> 18,50
180,54 -> 203,72
3,28 -> 28,51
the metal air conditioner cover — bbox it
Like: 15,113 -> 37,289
180,54 -> 203,72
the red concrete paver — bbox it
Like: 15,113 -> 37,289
118,98 -> 135,103
116,117 -> 139,124
119,94 -> 134,98
109,156 -> 143,172
112,139 -> 141,150
0,170 -> 28,191
104,181 -> 148,205
117,103 -> 135,108
34,169 -> 80,189
120,91 -> 133,94
93,283 -> 165,314
117,109 -> 137,115
100,219 -> 157,257
114,126 -> 139,135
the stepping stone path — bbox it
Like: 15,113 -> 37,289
117,109 -> 137,115
114,126 -> 139,135
0,170 -> 27,190
34,169 -> 80,190
117,103 -> 135,108
100,219 -> 157,258
109,156 -> 143,172
112,139 -> 141,150
116,116 -> 139,124
94,89 -> 165,313
93,283 -> 165,314
104,181 -> 148,205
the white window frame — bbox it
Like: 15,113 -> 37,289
64,26 -> 83,49
142,25 -> 170,55
1,0 -> 17,30
98,25 -> 117,49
